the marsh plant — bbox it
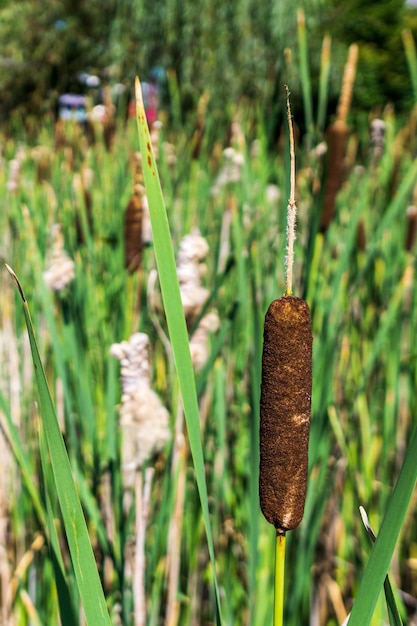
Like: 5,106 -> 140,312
1,30 -> 417,626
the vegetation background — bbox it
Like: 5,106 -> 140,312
1,0 -> 417,625
1,0 -> 417,126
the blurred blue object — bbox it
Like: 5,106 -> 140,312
58,94 -> 87,121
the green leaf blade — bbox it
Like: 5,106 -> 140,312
6,266 -> 112,626
349,425 -> 417,625
135,77 -> 223,625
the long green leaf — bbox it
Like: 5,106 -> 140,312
349,426 -> 417,625
359,507 -> 403,626
39,420 -> 79,626
0,389 -> 77,626
384,577 -> 403,626
5,265 -> 112,626
135,77 -> 223,625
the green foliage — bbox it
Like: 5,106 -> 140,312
6,265 -> 112,625
0,0 -> 329,131
322,0 -> 413,111
2,7 -> 417,622
0,0 -> 117,118
2,0 -> 417,131
2,93 -> 417,623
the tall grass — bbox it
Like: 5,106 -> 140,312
1,60 -> 417,626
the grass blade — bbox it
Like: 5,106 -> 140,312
39,420 -> 80,626
135,77 -> 223,625
348,426 -> 417,625
359,507 -> 404,626
317,34 -> 332,133
5,265 -> 112,626
0,389 -> 77,625
384,577 -> 403,626
297,8 -> 314,139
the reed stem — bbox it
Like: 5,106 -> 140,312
285,85 -> 296,297
274,532 -> 286,626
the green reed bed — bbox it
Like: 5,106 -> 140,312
1,69 -> 417,626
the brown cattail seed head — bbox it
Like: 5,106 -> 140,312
356,219 -> 367,252
405,205 -> 417,252
124,188 -> 144,272
259,296 -> 312,532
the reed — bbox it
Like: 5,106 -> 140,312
2,37 -> 417,624
321,44 -> 358,233
259,88 -> 313,626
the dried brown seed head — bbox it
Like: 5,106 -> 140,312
259,296 -> 312,532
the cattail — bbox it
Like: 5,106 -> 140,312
176,230 -> 219,370
211,147 -> 245,196
43,224 -> 75,292
102,85 -> 116,152
81,165 -> 94,229
176,230 -> 210,321
321,44 -> 358,233
6,146 -> 25,193
110,332 -> 171,489
260,296 -> 312,531
72,166 -> 94,244
33,145 -> 51,183
259,87 -> 313,534
150,120 -> 163,160
162,141 -> 177,168
189,311 -> 220,371
54,119 -> 67,150
111,331 -> 170,626
405,205 -> 417,251
370,118 -> 385,159
124,152 -> 153,273
356,218 -> 367,252
191,92 -> 210,159
124,185 -> 145,272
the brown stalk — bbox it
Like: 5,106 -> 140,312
321,44 -> 359,233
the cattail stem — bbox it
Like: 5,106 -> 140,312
165,402 -> 187,626
320,44 -> 358,233
134,467 -> 154,626
260,87 -> 312,624
274,533 -> 286,626
285,85 -> 296,297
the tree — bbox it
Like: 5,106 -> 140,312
0,0 -> 117,120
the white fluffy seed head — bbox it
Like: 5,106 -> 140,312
109,332 -> 151,394
119,383 -> 171,487
110,332 -> 171,483
43,224 -> 75,291
175,230 -> 219,369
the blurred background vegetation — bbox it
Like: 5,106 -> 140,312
2,2 -> 417,625
1,0 -> 417,135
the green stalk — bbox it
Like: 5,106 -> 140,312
402,29 -> 417,104
274,533 -> 286,626
297,8 -> 314,139
317,34 -> 332,133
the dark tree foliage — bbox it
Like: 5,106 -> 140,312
0,0 -> 117,119
0,0 -> 416,129
321,0 -> 414,111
